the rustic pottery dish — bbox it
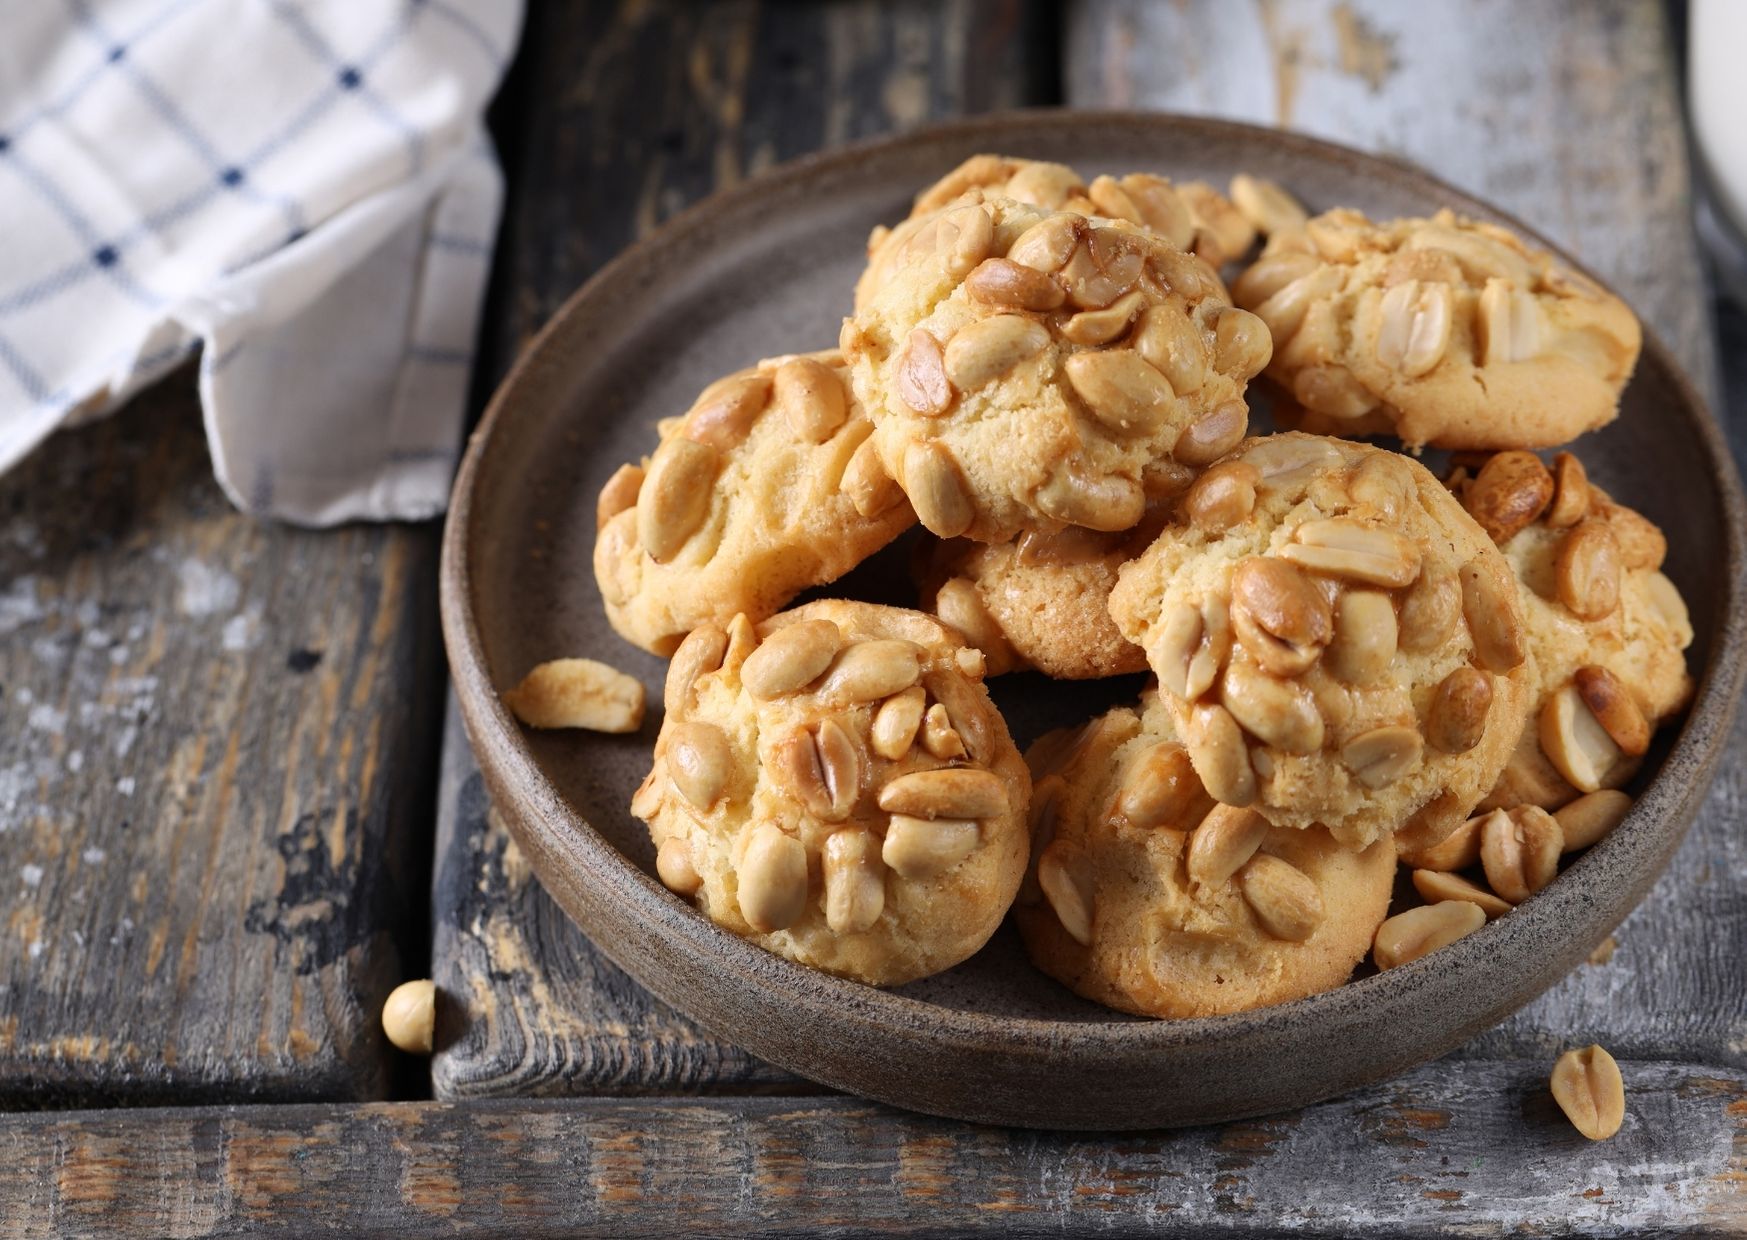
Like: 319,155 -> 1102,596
440,112 -> 1747,1130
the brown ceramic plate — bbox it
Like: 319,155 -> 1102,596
441,112 -> 1747,1129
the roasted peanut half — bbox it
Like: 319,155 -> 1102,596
1463,450 -> 1553,544
1229,557 -> 1333,677
1425,667 -> 1492,754
1037,841 -> 1095,945
1555,789 -> 1633,852
1112,741 -> 1204,830
737,822 -> 808,933
1373,901 -> 1487,970
1572,665 -> 1650,756
1185,461 -> 1261,532
1186,805 -> 1269,887
1546,452 -> 1591,528
1397,813 -> 1482,871
1539,684 -> 1624,793
823,828 -> 885,933
382,980 -> 437,1054
1479,806 -> 1562,904
1411,868 -> 1513,920
882,815 -> 980,879
656,836 -> 703,896
1550,1045 -> 1625,1140
1239,854 -> 1324,941
503,658 -> 646,733
741,620 -> 843,699
1556,519 -> 1622,621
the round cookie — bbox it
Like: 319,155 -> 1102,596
857,155 -> 1255,308
1016,692 -> 1397,1019
633,599 -> 1031,986
1229,207 -> 1641,450
1445,451 -> 1694,809
842,196 -> 1271,543
594,351 -> 915,655
1107,433 -> 1536,850
916,515 -> 1164,679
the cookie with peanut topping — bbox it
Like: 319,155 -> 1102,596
857,155 -> 1255,309
1230,206 -> 1641,450
843,197 -> 1270,544
1446,450 -> 1694,809
1108,433 -> 1536,850
633,599 -> 1030,986
915,515 -> 1163,679
594,350 -> 916,655
1016,692 -> 1397,1018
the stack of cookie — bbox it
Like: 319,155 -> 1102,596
585,156 -> 1694,1015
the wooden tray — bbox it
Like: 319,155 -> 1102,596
440,112 -> 1747,1129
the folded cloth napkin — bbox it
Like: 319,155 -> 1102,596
0,0 -> 521,524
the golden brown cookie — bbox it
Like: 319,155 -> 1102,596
594,351 -> 915,655
857,155 -> 1255,309
1230,208 -> 1641,450
1445,451 -> 1694,809
1108,433 -> 1536,849
633,600 -> 1031,986
843,197 -> 1270,543
915,516 -> 1163,679
1015,692 -> 1396,1018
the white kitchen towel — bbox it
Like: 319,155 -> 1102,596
0,0 -> 522,524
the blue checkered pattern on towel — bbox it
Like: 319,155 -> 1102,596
0,0 -> 522,524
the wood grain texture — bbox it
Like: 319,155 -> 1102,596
1066,0 -> 1747,1072
0,381 -> 441,1105
432,0 -> 1053,1101
4,1061 -> 1744,1238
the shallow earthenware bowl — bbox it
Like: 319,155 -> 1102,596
441,112 -> 1747,1130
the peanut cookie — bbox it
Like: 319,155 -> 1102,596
1230,207 -> 1641,450
843,197 -> 1270,543
1016,692 -> 1396,1018
1108,433 -> 1536,849
633,599 -> 1031,986
916,515 -> 1164,679
857,155 -> 1254,308
594,351 -> 915,655
1446,451 -> 1694,809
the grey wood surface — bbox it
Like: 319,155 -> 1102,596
5,1061 -> 1745,1238
0,380 -> 440,1106
431,0 -> 1048,1101
1067,0 -> 1747,1072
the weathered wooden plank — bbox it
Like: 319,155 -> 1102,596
0,379 -> 441,1104
431,0 -> 1053,1101
3,1061 -> 1743,1238
1066,0 -> 1747,1071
